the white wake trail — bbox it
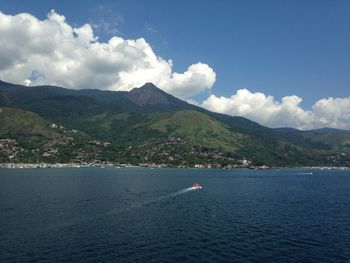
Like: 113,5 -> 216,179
106,187 -> 198,216
143,187 -> 195,205
33,187 -> 199,233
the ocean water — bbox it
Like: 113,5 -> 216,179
0,168 -> 349,262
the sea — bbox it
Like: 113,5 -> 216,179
0,168 -> 349,262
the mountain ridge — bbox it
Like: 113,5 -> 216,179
1,80 -> 349,167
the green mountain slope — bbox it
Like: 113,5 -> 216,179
0,107 -> 60,141
0,107 -> 116,163
150,110 -> 246,152
1,80 -> 350,167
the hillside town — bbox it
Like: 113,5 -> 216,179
1,134 -> 264,169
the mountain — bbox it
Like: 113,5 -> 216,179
1,80 -> 350,167
311,127 -> 350,136
0,107 -> 115,163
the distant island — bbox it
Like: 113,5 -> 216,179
1,80 -> 350,168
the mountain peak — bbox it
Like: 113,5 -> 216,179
139,82 -> 160,90
128,83 -> 171,106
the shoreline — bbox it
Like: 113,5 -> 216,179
0,163 -> 349,170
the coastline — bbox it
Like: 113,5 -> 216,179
0,163 -> 349,170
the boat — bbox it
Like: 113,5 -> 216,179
192,183 -> 202,189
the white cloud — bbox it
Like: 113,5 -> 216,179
164,63 -> 216,98
185,98 -> 200,106
23,79 -> 31,86
0,10 -> 215,99
201,89 -> 350,130
311,97 -> 350,129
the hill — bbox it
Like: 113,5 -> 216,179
1,80 -> 349,167
0,107 -> 116,163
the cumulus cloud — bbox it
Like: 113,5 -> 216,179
23,79 -> 31,86
311,97 -> 350,129
164,63 -> 216,98
0,10 -> 215,98
201,89 -> 350,130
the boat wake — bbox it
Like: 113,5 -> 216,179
106,186 -> 200,215
140,187 -> 196,206
21,186 -> 201,235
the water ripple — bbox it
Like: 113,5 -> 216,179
1,168 -> 350,262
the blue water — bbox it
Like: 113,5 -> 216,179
0,168 -> 350,262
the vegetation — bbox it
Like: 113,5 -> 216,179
1,80 -> 350,167
0,107 -> 116,164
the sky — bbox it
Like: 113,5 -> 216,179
0,0 -> 349,129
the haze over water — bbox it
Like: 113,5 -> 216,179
1,168 -> 350,262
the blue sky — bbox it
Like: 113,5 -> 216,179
0,0 -> 349,129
